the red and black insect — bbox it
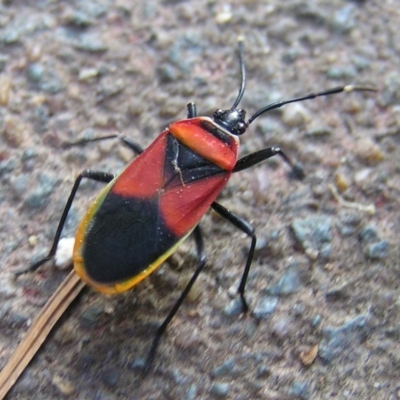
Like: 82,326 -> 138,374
25,39 -> 372,370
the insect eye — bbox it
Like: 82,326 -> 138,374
235,121 -> 247,135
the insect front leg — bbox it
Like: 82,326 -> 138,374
233,147 -> 304,179
143,225 -> 206,374
211,202 -> 256,313
224,147 -> 304,310
16,171 -> 115,276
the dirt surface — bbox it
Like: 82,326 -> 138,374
0,1 -> 399,399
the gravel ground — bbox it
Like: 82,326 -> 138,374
1,1 -> 399,399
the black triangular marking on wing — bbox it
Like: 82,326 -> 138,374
163,133 -> 225,188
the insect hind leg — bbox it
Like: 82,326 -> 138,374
63,134 -> 144,155
143,225 -> 206,374
16,170 -> 115,276
63,103 -> 199,157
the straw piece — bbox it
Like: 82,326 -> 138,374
0,271 -> 85,399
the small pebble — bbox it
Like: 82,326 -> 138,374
9,174 -> 30,199
101,370 -> 118,387
62,10 -> 94,27
367,240 -> 389,260
311,315 -> 322,328
253,296 -> 278,318
267,264 -> 310,296
96,77 -> 125,103
26,43 -> 42,62
129,358 -> 146,371
359,225 -> 378,243
282,103 -> 310,127
52,374 -> 75,396
79,304 -> 103,327
215,4 -> 232,24
382,71 -> 400,105
28,235 -> 37,247
223,298 -> 244,317
305,127 -> 333,138
326,65 -> 357,80
0,74 -> 12,106
172,369 -> 187,385
319,314 -> 370,364
0,26 -> 20,45
0,276 -> 17,297
27,62 -> 64,93
332,4 -> 356,33
268,18 -> 297,43
0,158 -> 16,176
72,32 -> 107,52
291,216 -> 332,258
337,212 -> 362,236
288,380 -> 310,400
2,115 -> 26,147
256,365 -> 271,379
282,47 -> 301,63
157,63 -> 180,84
186,384 -> 197,400
174,327 -> 200,350
354,168 -> 371,186
354,138 -> 384,165
212,358 -> 236,378
335,172 -> 351,192
210,382 -> 230,398
79,67 -> 98,81
325,283 -> 351,302
271,317 -> 292,340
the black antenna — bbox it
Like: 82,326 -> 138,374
230,36 -> 246,111
247,85 -> 376,125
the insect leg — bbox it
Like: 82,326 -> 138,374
119,136 -> 144,155
233,147 -> 304,179
63,134 -> 144,156
144,225 -> 206,373
16,171 -> 115,276
211,202 -> 255,313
